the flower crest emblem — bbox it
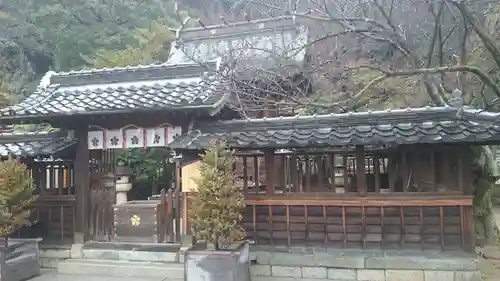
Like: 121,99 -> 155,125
130,214 -> 141,226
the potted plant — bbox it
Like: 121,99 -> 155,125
0,157 -> 41,281
185,141 -> 250,281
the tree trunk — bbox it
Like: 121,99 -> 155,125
473,148 -> 499,246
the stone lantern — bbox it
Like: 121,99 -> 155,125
101,173 -> 116,190
115,165 -> 133,205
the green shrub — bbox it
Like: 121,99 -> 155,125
189,141 -> 245,250
0,158 -> 38,239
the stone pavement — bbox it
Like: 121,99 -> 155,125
30,270 -> 171,281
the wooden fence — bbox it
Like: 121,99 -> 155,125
234,147 -> 474,252
88,173 -> 115,241
14,160 -> 75,244
242,195 -> 473,251
158,188 -> 182,243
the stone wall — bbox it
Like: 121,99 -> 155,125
249,248 -> 480,281
40,248 -> 71,268
40,243 -> 481,281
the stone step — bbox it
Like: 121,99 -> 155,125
57,259 -> 184,279
82,248 -> 179,263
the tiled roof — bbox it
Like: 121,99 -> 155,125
0,127 -> 76,156
0,17 -> 309,122
1,62 -> 229,119
169,106 -> 500,150
168,16 -> 308,65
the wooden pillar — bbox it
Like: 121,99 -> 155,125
459,148 -> 474,195
355,146 -> 366,195
458,147 -> 475,252
74,129 -> 90,243
264,149 -> 276,195
183,193 -> 189,235
174,158 -> 181,243
462,206 -> 475,252
290,154 -> 299,192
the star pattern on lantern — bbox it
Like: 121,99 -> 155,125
89,127 -> 180,149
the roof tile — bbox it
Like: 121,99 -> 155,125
170,106 -> 500,149
0,127 -> 76,156
3,75 -> 228,117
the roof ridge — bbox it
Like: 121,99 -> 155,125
171,106 -> 500,150
215,106 -> 458,124
55,75 -> 221,94
193,106 -> 500,133
45,61 -> 215,78
180,16 -> 296,34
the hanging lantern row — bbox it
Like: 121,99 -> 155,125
87,126 -> 182,150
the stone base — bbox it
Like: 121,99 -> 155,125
250,246 -> 480,281
40,247 -> 71,269
82,241 -> 181,263
0,238 -> 42,281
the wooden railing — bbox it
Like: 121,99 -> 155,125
242,194 -> 474,252
31,196 -> 75,243
14,160 -> 75,244
234,147 -> 472,195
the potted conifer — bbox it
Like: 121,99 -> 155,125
0,157 -> 41,281
185,141 -> 251,281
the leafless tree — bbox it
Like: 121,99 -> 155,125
172,0 -> 500,245
172,0 -> 500,116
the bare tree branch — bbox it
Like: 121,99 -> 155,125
354,65 -> 500,101
172,0 -> 500,115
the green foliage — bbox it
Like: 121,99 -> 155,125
0,158 -> 38,237
189,142 -> 245,249
83,21 -> 175,68
0,0 -> 191,98
117,148 -> 172,185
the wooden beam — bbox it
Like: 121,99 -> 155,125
280,155 -> 286,193
174,159 -> 181,243
253,156 -> 259,190
458,153 -> 465,194
461,148 -> 474,195
305,154 -> 311,192
373,154 -> 381,193
73,129 -> 90,243
264,149 -> 276,195
242,156 -> 248,194
290,154 -> 299,192
462,206 -> 475,252
343,156 -> 349,193
355,146 -> 366,195
430,151 -> 436,191
245,196 -> 473,207
401,151 -> 408,193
